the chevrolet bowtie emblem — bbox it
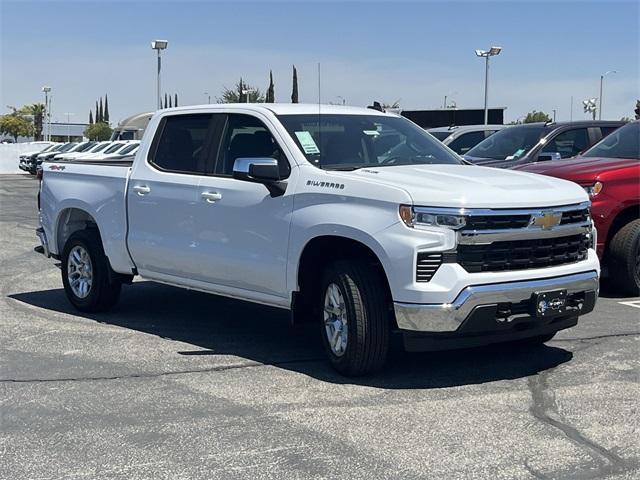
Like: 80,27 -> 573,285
531,212 -> 562,229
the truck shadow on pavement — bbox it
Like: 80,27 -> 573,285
10,281 -> 573,389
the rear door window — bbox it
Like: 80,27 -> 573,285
149,114 -> 214,174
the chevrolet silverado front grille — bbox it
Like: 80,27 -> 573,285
457,233 -> 590,273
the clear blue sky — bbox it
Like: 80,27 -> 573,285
1,0 -> 638,124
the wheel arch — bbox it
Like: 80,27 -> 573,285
55,207 -> 101,257
293,234 -> 395,326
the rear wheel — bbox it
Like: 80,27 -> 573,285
607,219 -> 640,296
320,260 -> 390,376
61,229 -> 122,312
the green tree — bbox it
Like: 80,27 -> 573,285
18,103 -> 46,140
89,110 -> 94,124
98,97 -> 103,123
0,114 -> 34,141
104,94 -> 109,123
164,93 -> 168,109
169,94 -> 173,108
523,110 -> 551,123
95,101 -> 100,122
291,65 -> 299,103
635,100 -> 640,120
217,78 -> 264,103
174,93 -> 178,107
266,70 -> 275,103
84,122 -> 112,141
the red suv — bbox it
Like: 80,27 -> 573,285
515,121 -> 639,295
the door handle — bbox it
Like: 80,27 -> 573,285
133,185 -> 151,196
201,191 -> 222,203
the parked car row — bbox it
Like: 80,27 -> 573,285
19,140 -> 140,174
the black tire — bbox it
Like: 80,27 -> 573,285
607,219 -> 640,296
319,260 -> 390,376
61,229 -> 122,312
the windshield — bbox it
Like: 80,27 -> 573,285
117,143 -> 139,155
582,122 -> 639,160
104,143 -> 125,154
428,131 -> 452,141
278,114 -> 462,170
75,142 -> 96,152
90,142 -> 111,153
59,142 -> 78,152
466,125 -> 547,160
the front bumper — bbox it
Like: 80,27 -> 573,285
394,270 -> 598,333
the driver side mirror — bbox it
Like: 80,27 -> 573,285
233,157 -> 286,197
233,157 -> 280,182
537,152 -> 562,162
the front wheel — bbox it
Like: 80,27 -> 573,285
61,229 -> 122,312
320,260 -> 390,376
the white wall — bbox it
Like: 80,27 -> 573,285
0,142 -> 52,174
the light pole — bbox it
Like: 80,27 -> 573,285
204,92 -> 210,104
42,86 -> 51,141
64,113 -> 74,142
475,46 -> 502,124
151,40 -> 168,110
552,109 -> 557,122
599,70 -> 617,120
242,88 -> 255,103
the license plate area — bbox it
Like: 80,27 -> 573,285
531,289 -> 568,318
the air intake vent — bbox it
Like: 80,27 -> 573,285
416,252 -> 443,282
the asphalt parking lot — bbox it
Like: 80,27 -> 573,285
1,174 -> 638,480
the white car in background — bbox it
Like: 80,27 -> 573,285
55,141 -> 113,161
76,141 -> 138,161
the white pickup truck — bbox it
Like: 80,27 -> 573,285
36,104 -> 599,375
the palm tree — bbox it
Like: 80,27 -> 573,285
20,103 -> 46,140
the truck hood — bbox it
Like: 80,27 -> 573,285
346,164 -> 588,208
513,156 -> 639,183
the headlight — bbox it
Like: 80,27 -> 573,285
583,181 -> 603,198
399,205 -> 466,229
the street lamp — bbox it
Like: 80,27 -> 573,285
64,113 -> 74,142
204,92 -> 211,104
599,70 -> 617,120
151,39 -> 169,110
242,88 -> 255,103
42,86 -> 51,141
475,46 -> 502,124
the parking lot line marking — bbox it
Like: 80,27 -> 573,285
618,300 -> 640,309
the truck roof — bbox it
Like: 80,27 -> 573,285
157,103 -> 392,117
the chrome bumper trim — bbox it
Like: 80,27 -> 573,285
394,271 -> 599,332
457,222 -> 592,244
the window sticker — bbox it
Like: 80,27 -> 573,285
512,148 -> 526,157
294,131 -> 320,154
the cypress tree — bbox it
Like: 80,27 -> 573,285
169,95 -> 173,108
174,93 -> 178,107
164,93 -> 168,109
98,97 -> 103,123
95,101 -> 100,123
291,65 -> 298,103
266,70 -> 275,103
89,110 -> 93,124
104,94 -> 109,123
